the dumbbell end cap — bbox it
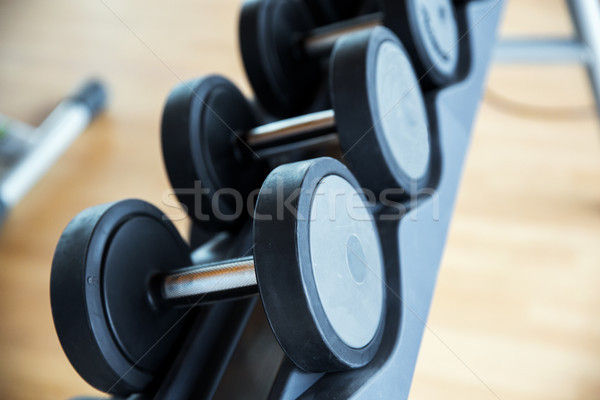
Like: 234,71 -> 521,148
68,78 -> 107,118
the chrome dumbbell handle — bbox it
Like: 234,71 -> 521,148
246,109 -> 336,149
162,256 -> 257,304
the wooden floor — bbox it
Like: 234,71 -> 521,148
0,0 -> 598,399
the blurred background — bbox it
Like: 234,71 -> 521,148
0,0 -> 598,399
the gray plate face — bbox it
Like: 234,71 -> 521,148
308,175 -> 384,349
375,41 -> 430,182
415,0 -> 459,75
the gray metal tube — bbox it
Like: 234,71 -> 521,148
495,38 -> 590,63
0,80 -> 106,213
246,109 -> 336,149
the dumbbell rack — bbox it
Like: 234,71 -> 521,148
60,1 -> 504,399
130,1 -> 504,399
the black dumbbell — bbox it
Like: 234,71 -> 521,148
51,158 -> 386,396
240,0 -> 459,116
163,27 -> 431,231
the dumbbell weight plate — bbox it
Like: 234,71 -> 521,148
332,27 -> 431,196
384,0 -> 460,87
50,200 -> 191,395
161,76 -> 268,232
254,157 -> 386,371
239,0 -> 319,117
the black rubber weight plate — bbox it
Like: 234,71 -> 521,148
161,75 -> 267,232
50,199 -> 191,396
254,158 -> 386,372
331,27 -> 431,197
239,0 -> 320,117
384,0 -> 459,88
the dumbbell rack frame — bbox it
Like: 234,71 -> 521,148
495,0 -> 600,117
100,1 -> 505,399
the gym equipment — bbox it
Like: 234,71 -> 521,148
51,1 -> 504,398
0,80 -> 106,227
51,158 -> 386,396
240,0 -> 459,116
163,27 -> 430,231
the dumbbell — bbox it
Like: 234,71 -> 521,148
0,79 -> 106,228
163,27 -> 431,232
51,158 -> 386,396
240,0 -> 459,116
